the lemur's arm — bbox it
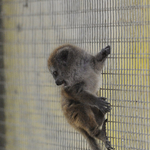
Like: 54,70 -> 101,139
64,82 -> 111,114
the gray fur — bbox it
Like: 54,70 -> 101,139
47,44 -> 113,150
49,45 -> 109,94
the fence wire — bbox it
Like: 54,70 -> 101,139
0,0 -> 149,150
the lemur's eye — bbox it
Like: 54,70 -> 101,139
53,71 -> 58,77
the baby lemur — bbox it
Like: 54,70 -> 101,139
47,44 -> 113,150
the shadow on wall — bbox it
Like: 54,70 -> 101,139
0,0 -> 5,149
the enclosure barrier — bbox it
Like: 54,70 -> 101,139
0,0 -> 149,150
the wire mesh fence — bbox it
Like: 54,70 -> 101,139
0,0 -> 149,150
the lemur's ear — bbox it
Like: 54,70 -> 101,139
57,49 -> 69,66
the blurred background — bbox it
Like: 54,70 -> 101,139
0,0 -> 149,150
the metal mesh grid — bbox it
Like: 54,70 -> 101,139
0,0 -> 149,150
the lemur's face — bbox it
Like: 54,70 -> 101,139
48,45 -> 76,86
